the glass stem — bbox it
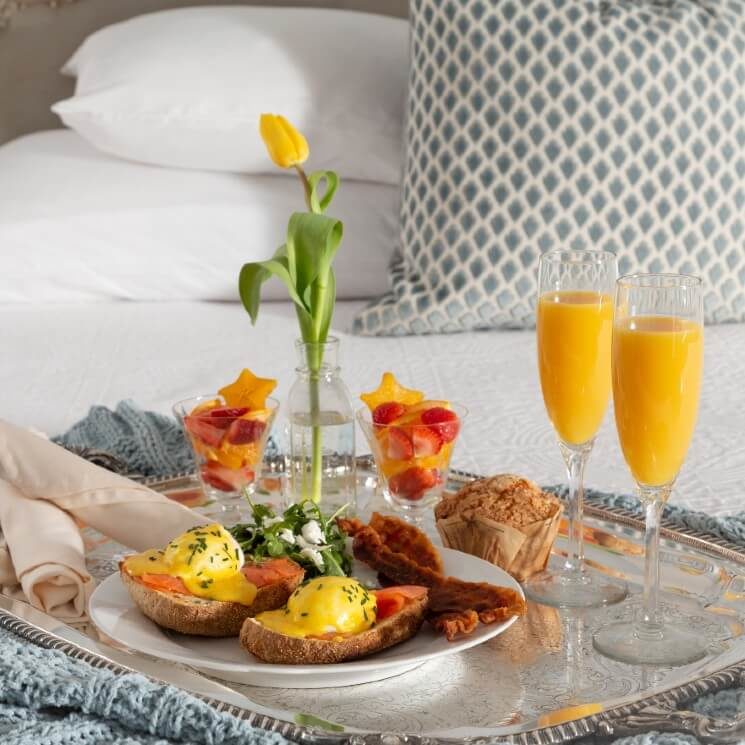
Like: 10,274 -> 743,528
637,487 -> 669,637
559,441 -> 593,576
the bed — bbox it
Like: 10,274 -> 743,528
2,0 -> 745,519
4,290 -> 745,517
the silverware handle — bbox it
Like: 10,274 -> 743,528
600,704 -> 745,744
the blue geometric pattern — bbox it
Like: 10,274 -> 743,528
353,0 -> 745,335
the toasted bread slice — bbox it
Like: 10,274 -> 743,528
120,562 -> 303,637
239,592 -> 428,664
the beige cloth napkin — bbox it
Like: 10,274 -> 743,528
0,419 -> 205,621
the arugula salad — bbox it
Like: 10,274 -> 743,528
229,500 -> 352,578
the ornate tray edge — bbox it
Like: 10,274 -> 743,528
2,604 -> 744,745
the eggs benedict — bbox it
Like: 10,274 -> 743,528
120,523 -> 304,637
240,579 -> 428,663
256,577 -> 377,639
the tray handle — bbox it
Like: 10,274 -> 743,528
599,703 -> 745,743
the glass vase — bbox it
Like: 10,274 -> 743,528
287,337 -> 356,515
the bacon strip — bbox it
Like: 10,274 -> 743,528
352,525 -> 525,638
430,610 -> 479,640
369,512 -> 443,574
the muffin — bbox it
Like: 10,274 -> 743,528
435,474 -> 562,582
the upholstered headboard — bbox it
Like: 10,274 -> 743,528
0,0 -> 407,145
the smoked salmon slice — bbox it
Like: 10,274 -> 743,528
242,557 -> 304,587
373,585 -> 427,620
136,558 -> 303,595
138,573 -> 189,594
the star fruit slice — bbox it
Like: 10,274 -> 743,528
218,368 -> 277,410
360,372 -> 424,412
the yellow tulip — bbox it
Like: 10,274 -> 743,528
259,114 -> 309,169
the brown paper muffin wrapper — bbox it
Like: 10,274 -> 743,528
436,504 -> 563,582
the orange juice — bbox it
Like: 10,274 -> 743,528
613,316 -> 703,487
537,291 -> 613,445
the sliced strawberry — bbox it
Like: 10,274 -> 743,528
394,400 -> 450,425
226,418 -> 266,445
384,427 -> 414,460
200,461 -> 255,492
411,426 -> 443,456
184,415 -> 225,448
208,406 -> 250,428
388,467 -> 438,500
421,407 -> 460,443
373,401 -> 407,425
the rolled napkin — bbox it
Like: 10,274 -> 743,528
0,419 -> 205,621
0,481 -> 92,621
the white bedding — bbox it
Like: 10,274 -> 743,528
3,300 -> 744,517
0,131 -> 398,303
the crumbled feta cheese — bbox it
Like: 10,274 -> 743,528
299,547 -> 325,570
278,529 -> 296,545
296,534 -> 329,551
301,520 -> 324,545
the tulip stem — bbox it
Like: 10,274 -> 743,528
295,165 -> 313,212
305,340 -> 324,505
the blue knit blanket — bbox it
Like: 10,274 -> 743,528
54,400 -> 195,478
0,627 -> 289,745
10,402 -> 736,745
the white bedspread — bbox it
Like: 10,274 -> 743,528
3,300 -> 744,516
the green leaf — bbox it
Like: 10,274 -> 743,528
239,245 -> 310,326
237,262 -> 270,324
308,171 -> 339,214
317,269 -> 336,343
322,550 -> 346,577
294,713 -> 345,733
287,213 -> 342,304
267,539 -> 285,557
284,212 -> 343,347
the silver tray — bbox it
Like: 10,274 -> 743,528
4,458 -> 745,744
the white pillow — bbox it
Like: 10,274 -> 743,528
52,6 -> 408,184
0,131 -> 399,303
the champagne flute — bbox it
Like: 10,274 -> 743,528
525,250 -> 628,608
593,273 -> 706,666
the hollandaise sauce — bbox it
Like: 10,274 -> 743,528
123,524 -> 257,605
256,577 -> 377,639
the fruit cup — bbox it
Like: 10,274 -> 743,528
173,394 -> 278,519
357,402 -> 467,522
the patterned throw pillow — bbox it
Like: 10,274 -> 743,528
354,0 -> 745,335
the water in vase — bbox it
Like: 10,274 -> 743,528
289,410 -> 356,515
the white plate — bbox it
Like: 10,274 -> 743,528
89,548 -> 523,688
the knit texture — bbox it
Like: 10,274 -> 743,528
54,400 -> 194,478
0,628 -> 288,745
558,486 -> 745,547
53,400 -> 277,479
599,492 -> 745,545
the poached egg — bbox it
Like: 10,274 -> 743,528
123,523 -> 257,605
256,577 -> 376,639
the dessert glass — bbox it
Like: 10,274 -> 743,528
173,394 -> 278,521
357,404 -> 467,524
